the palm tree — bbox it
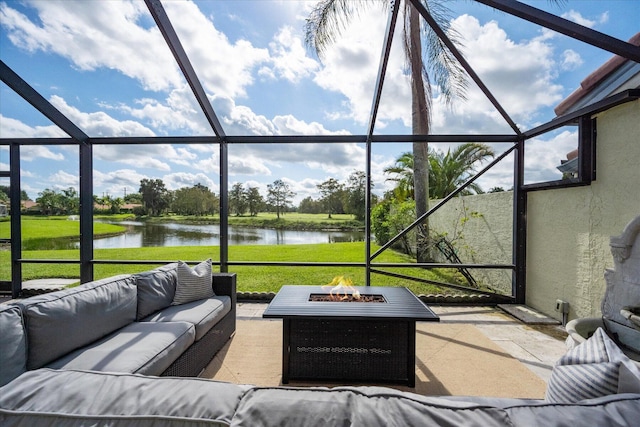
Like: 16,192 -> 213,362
428,143 -> 495,198
383,152 -> 415,201
306,0 -> 467,261
385,143 -> 495,200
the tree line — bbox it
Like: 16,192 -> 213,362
5,169 -> 371,219
2,143 -> 497,222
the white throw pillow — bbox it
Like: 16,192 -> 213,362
545,327 -> 639,403
171,259 -> 214,305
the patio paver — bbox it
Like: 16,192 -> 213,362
237,302 -> 568,384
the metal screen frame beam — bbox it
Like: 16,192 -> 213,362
364,0 -> 401,286
473,0 -> 640,62
9,144 -> 22,298
409,0 -> 522,136
1,61 -> 89,142
145,0 -> 226,138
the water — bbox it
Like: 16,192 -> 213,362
87,221 -> 364,249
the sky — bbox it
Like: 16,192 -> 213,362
0,0 -> 638,204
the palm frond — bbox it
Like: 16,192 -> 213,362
419,0 -> 468,105
305,0 -> 385,60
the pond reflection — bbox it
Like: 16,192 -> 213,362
47,221 -> 364,249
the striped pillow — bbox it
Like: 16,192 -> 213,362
545,327 -> 629,403
171,259 -> 214,305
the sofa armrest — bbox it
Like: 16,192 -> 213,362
212,273 -> 236,307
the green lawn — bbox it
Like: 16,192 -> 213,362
0,242 -> 465,295
0,215 -> 469,295
0,216 -> 125,240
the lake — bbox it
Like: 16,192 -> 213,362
89,221 -> 364,249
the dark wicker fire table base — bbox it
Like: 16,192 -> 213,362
263,285 -> 439,387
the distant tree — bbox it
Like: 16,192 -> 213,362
488,186 -> 505,193
172,184 -> 218,216
124,192 -> 142,204
60,187 -> 79,214
344,170 -> 370,221
267,179 -> 295,219
0,186 -> 29,202
139,178 -> 171,216
229,183 -> 248,216
298,196 -> 323,214
36,188 -> 68,215
317,178 -> 343,219
108,196 -> 124,214
245,186 -> 264,217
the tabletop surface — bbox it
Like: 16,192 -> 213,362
263,285 -> 439,321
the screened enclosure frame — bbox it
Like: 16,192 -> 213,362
2,0 -> 639,300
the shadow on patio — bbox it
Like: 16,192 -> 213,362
201,304 -> 567,399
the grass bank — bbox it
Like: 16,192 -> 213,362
148,213 -> 363,231
0,242 -> 468,296
0,216 -> 126,240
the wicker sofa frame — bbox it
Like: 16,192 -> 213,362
161,273 -> 237,377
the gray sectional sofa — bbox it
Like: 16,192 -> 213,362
1,265 -> 639,426
1,368 -> 638,426
0,262 -> 236,386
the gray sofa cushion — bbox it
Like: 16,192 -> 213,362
0,368 -> 250,427
135,263 -> 178,320
144,296 -> 231,340
47,321 -> 195,376
0,305 -> 27,387
502,393 -> 640,426
18,274 -> 137,370
231,386 -> 514,427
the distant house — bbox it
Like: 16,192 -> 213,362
121,203 -> 142,213
555,33 -> 640,178
93,203 -> 142,213
0,204 -> 7,216
21,200 -> 39,212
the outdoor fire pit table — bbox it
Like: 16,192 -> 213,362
263,285 -> 439,387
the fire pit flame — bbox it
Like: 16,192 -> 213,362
324,276 -> 360,301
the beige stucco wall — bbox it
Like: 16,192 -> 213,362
526,100 -> 640,321
429,191 -> 513,295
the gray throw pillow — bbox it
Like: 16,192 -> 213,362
545,327 -> 638,403
171,259 -> 214,305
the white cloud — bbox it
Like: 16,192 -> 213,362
311,10 -> 565,133
561,49 -> 583,71
115,87 -> 212,136
163,0 -> 270,100
435,15 -> 564,132
229,156 -> 271,176
163,172 -> 216,192
561,10 -> 596,28
0,0 -> 183,92
94,169 -> 147,198
598,11 -> 609,24
93,144 -> 175,171
0,114 -> 67,138
50,96 -> 156,137
523,130 -> 578,184
18,145 -> 65,162
310,5 -> 392,126
271,114 -> 351,136
260,26 -> 319,83
48,170 -> 78,189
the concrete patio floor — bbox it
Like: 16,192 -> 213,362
236,302 -> 569,385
